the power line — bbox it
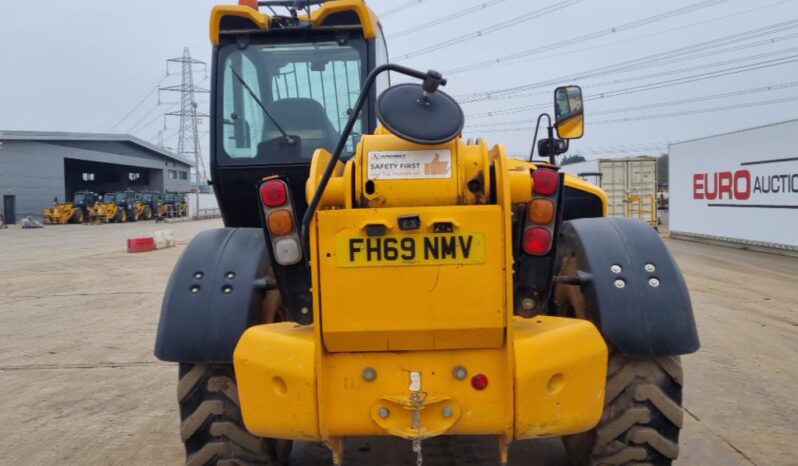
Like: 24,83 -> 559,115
455,19 -> 798,102
475,42 -> 798,106
394,0 -> 585,61
379,0 -> 428,18
447,0 -> 797,75
464,95 -> 798,133
465,47 -> 798,120
466,80 -> 798,129
104,74 -> 168,132
388,0 -> 507,39
443,0 -> 733,75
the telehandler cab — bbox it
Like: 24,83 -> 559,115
155,2 -> 699,465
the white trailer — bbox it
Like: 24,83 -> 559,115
561,156 -> 658,226
669,119 -> 798,254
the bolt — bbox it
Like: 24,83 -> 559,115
194,272 -> 203,280
190,285 -> 200,294
610,265 -> 622,274
442,406 -> 454,418
222,285 -> 233,294
614,279 -> 625,289
378,407 -> 390,419
522,298 -> 535,310
300,307 -> 310,315
644,263 -> 656,272
453,366 -> 468,381
649,278 -> 660,287
226,271 -> 236,280
362,367 -> 377,382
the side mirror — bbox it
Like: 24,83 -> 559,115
553,85 -> 584,139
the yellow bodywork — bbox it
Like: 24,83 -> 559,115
236,316 -> 606,441
210,0 -> 380,45
234,131 -> 609,456
88,202 -> 119,223
42,203 -> 80,224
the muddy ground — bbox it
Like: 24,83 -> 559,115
0,219 -> 795,465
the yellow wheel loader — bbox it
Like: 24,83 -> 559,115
155,2 -> 699,466
42,191 -> 97,224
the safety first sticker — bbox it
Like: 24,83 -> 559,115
367,150 -> 452,180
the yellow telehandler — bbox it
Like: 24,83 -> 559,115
155,2 -> 699,465
42,191 -> 96,224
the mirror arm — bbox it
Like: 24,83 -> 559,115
529,113 -> 552,161
300,64 -> 446,260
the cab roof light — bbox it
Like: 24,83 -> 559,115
524,226 -> 553,255
238,0 -> 258,9
260,180 -> 288,207
533,169 -> 560,196
529,198 -> 555,225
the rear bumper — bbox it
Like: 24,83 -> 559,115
233,316 -> 607,441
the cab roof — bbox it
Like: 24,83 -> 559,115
210,0 -> 380,45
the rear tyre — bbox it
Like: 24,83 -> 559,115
563,353 -> 684,466
178,363 -> 292,466
144,206 -> 153,221
116,209 -> 127,223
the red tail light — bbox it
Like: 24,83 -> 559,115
260,180 -> 287,207
533,169 -> 559,196
524,226 -> 552,255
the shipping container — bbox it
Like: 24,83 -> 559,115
669,119 -> 798,254
561,156 -> 658,226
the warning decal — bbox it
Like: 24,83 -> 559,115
367,150 -> 452,180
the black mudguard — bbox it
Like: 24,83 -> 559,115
555,217 -> 700,356
154,228 -> 270,363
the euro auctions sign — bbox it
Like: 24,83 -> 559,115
692,162 -> 798,205
670,120 -> 798,249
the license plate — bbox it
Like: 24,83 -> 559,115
335,233 -> 486,267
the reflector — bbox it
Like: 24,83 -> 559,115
471,373 -> 489,390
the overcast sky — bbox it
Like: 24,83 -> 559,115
1,0 -> 797,163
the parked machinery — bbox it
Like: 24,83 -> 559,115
133,192 -> 155,221
160,191 -> 188,218
154,2 -> 699,466
88,192 -> 120,223
42,191 -> 97,224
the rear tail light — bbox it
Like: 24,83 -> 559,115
524,226 -> 552,255
273,237 -> 302,266
529,198 -> 555,224
260,180 -> 287,207
267,210 -> 294,236
533,169 -> 559,196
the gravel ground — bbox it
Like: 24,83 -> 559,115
0,219 -> 795,465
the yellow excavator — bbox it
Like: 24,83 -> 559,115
154,2 -> 699,466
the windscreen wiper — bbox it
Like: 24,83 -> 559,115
229,66 -> 295,145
